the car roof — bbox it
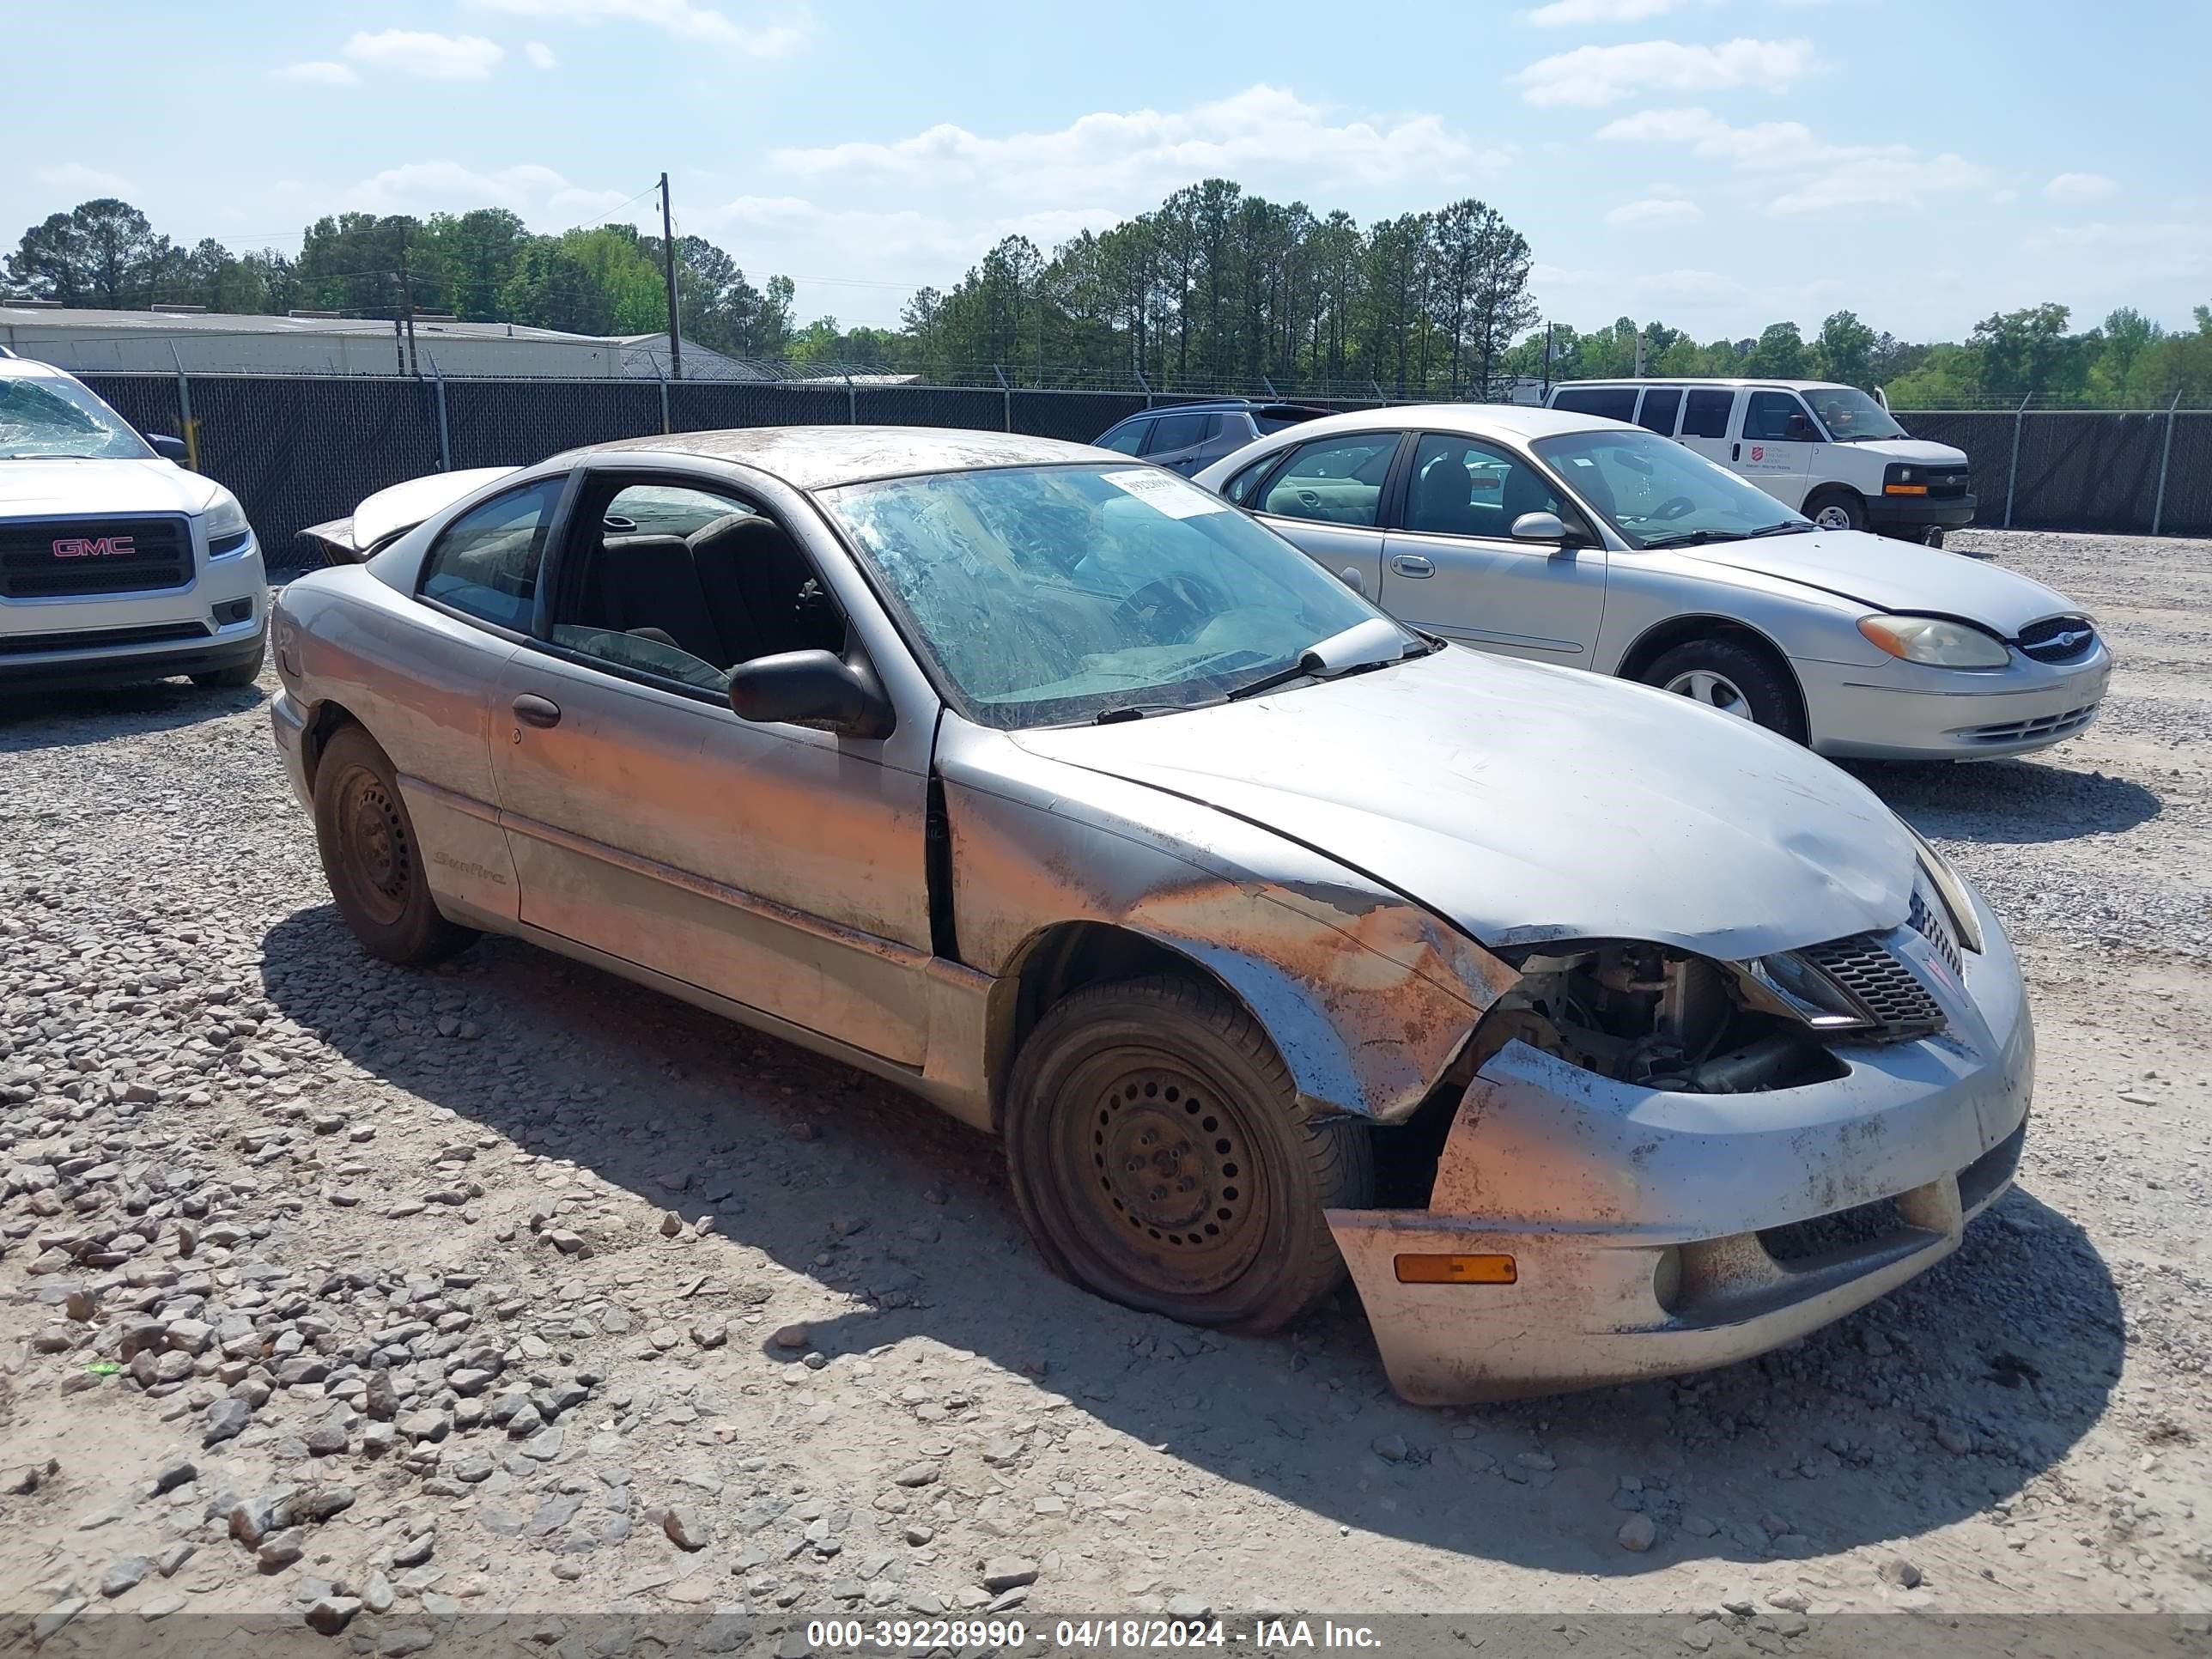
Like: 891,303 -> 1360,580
1255,402 -> 1624,442
1556,378 -> 1850,393
564,425 -> 1111,492
1117,399 -> 1329,417
0,356 -> 76,382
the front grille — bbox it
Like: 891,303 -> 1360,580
1924,471 -> 1970,500
1800,933 -> 1946,1038
1962,703 -> 2099,744
0,620 -> 210,657
2014,615 -> 2097,663
1908,888 -> 1962,976
0,516 -> 193,599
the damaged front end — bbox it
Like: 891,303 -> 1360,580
1328,921 -> 2032,1404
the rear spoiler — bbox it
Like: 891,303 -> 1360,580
295,465 -> 520,563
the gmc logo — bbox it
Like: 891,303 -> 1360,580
52,535 -> 136,559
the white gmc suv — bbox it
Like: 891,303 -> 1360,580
1,354 -> 266,692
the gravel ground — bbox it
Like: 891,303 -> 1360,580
1,529 -> 2207,1650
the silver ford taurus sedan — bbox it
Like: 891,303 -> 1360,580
1194,404 -> 2110,760
268,428 -> 2032,1402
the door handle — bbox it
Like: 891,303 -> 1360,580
1390,554 -> 1436,578
511,693 -> 562,729
1731,442 -> 1741,460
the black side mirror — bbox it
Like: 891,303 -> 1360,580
145,433 -> 188,464
727,649 -> 895,738
1784,414 -> 1815,441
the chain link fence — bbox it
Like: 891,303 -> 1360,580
70,370 -> 2211,569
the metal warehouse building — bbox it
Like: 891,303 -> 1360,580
0,305 -> 761,380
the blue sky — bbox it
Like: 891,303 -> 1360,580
12,0 -> 2209,342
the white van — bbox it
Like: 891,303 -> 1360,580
1545,378 -> 1973,545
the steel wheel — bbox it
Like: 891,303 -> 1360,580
311,725 -> 476,966
1663,667 -> 1755,720
1058,1054 -> 1269,1297
1813,503 -> 1855,531
334,767 -> 415,929
1005,974 -> 1371,1332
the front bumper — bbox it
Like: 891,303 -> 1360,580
270,685 -> 313,809
1804,640 -> 2112,760
1328,889 -> 2033,1404
1866,490 -> 1976,529
0,535 -> 267,691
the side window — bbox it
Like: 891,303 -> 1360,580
419,477 -> 562,630
1404,434 -> 1564,537
1143,411 -> 1211,455
1097,419 -> 1148,456
1636,388 -> 1682,436
1552,386 -> 1638,422
1680,388 -> 1734,440
1258,434 -> 1400,526
549,477 -> 844,695
1224,453 -> 1277,506
1744,391 -> 1814,442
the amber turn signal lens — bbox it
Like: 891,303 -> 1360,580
1394,1252 -> 1517,1285
1883,483 -> 1929,495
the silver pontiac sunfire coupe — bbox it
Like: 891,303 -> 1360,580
269,427 -> 2033,1403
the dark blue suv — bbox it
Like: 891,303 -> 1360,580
1093,400 -> 1328,475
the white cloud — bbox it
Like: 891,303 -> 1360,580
1605,196 -> 1704,227
32,162 -> 137,198
471,0 -> 804,56
343,30 -> 506,82
1990,187 -> 2020,205
1768,152 -> 1989,215
2044,171 -> 2117,202
1598,106 -> 1990,215
1515,37 -> 1814,107
278,60 -> 360,86
1528,0 -> 1691,24
771,85 -> 1504,201
341,161 -> 575,214
524,40 -> 559,69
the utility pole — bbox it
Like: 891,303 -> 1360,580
398,234 -> 418,377
1542,322 -> 1554,398
659,172 -> 684,381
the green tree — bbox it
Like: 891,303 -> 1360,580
1745,321 -> 1808,379
1811,310 -> 1878,387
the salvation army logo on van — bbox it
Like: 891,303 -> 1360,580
1749,446 -> 1765,462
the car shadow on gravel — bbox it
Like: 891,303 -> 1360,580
1854,755 -> 2160,845
0,677 -> 264,751
259,902 -> 2125,1580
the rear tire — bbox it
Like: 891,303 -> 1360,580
1642,637 -> 1806,744
1005,973 -> 1371,1333
1804,489 -> 1868,533
312,725 -> 476,966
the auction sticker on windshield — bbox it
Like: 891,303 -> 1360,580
1102,468 -> 1225,518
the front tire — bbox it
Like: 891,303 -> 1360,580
312,725 -> 476,966
191,659 -> 261,690
1642,637 -> 1806,743
1804,488 -> 1868,533
1005,974 -> 1371,1333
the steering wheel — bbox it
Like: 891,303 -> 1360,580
1650,495 -> 1698,521
1113,571 -> 1227,640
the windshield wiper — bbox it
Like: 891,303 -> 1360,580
1093,701 -> 1207,725
1637,528 -> 1744,549
1225,617 -> 1422,703
1745,521 -> 1817,538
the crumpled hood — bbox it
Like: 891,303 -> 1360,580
1012,644 -> 1916,961
1680,529 -> 2081,636
0,457 -> 221,519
